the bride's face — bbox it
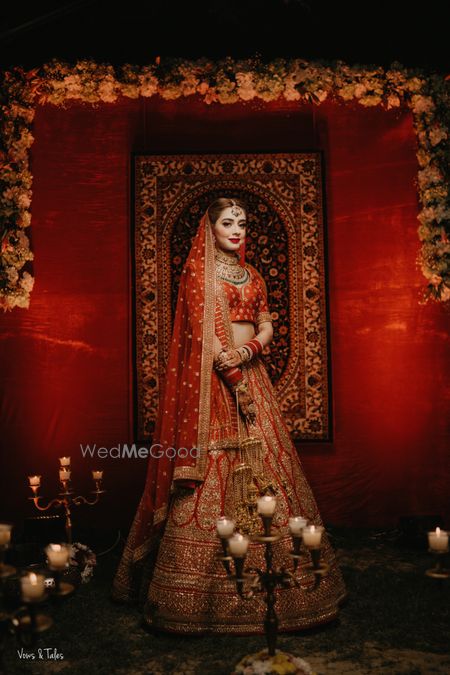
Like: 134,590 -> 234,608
212,206 -> 247,253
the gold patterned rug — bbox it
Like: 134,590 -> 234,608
132,152 -> 331,443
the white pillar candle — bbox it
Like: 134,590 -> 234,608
21,572 -> 46,602
59,456 -> 71,467
257,495 -> 276,516
228,533 -> 249,557
216,517 -> 235,537
289,516 -> 307,535
28,475 -> 41,487
302,524 -> 324,548
59,469 -> 71,482
92,470 -> 103,481
0,523 -> 12,546
45,543 -> 71,570
428,527 -> 449,551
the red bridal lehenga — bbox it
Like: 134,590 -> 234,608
112,209 -> 347,634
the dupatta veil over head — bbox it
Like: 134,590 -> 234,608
133,206 -> 246,552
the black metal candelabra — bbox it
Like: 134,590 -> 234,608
217,508 -> 329,663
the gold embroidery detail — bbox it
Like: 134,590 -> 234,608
256,311 -> 273,325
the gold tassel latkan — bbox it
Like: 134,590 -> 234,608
232,388 -> 290,536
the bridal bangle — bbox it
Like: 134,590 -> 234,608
237,337 -> 263,363
221,366 -> 243,388
236,346 -> 251,363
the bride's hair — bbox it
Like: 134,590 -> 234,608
207,197 -> 248,225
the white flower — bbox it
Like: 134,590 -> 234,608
315,88 -> 328,103
159,85 -> 181,100
62,73 -> 83,97
19,272 -> 34,292
405,77 -> 426,93
418,165 -> 443,189
17,230 -> 30,248
411,95 -> 435,114
359,95 -> 382,106
6,267 -> 18,284
386,94 -> 401,109
235,72 -> 256,101
251,660 -> 271,674
204,90 -> 218,105
18,211 -> 32,228
337,83 -> 357,100
18,192 -> 32,209
98,78 -> 118,103
416,148 -> 431,168
197,81 -> 209,95
354,83 -> 367,98
417,206 -> 437,225
284,85 -> 301,101
428,124 -> 448,146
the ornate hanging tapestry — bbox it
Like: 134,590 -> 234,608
132,152 -> 331,442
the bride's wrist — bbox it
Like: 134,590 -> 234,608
237,338 -> 263,363
220,365 -> 243,389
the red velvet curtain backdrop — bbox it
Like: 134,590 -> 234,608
1,95 -> 449,531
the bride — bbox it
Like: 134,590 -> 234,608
112,197 -> 347,633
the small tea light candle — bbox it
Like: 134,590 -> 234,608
28,475 -> 41,487
0,523 -> 12,546
289,516 -> 307,535
228,533 -> 249,557
302,524 -> 324,548
21,572 -> 46,602
59,469 -> 71,482
257,495 -> 276,516
59,456 -> 71,467
428,527 -> 449,552
216,517 -> 235,538
92,470 -> 103,481
45,543 -> 71,570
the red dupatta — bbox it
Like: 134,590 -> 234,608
128,209 -> 245,560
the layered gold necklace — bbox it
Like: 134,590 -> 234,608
215,247 -> 249,285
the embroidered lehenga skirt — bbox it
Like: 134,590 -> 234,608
127,352 -> 348,634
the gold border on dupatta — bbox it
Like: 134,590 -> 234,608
173,214 -> 216,482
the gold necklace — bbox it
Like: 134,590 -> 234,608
215,247 -> 248,284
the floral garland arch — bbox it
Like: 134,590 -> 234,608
0,56 -> 449,310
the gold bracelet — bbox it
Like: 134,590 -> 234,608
236,346 -> 251,363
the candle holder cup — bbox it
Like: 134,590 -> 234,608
426,546 -> 450,580
216,536 -> 233,575
304,546 -> 329,577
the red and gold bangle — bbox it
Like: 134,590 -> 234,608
243,337 -> 263,358
221,365 -> 243,388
